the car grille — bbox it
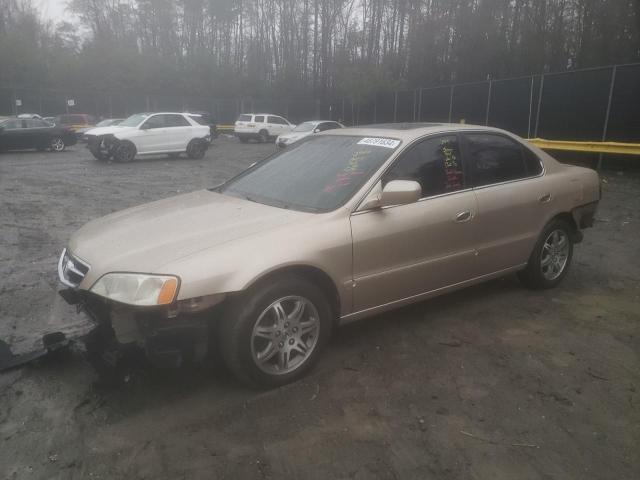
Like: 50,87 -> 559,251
58,248 -> 90,288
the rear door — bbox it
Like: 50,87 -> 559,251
350,134 -> 479,312
267,116 -> 288,136
25,119 -> 52,148
462,132 -> 548,274
163,114 -> 193,150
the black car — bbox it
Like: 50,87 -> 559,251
0,117 -> 77,152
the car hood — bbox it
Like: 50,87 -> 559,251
69,190 -> 307,281
84,125 -> 137,136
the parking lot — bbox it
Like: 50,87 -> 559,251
0,137 -> 639,479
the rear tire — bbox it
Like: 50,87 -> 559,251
218,275 -> 333,388
186,138 -> 207,159
517,219 -> 574,289
259,129 -> 269,143
50,137 -> 65,152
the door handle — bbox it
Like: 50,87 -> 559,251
455,210 -> 472,222
538,193 -> 551,203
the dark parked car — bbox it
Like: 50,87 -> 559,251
0,117 -> 78,152
187,111 -> 218,141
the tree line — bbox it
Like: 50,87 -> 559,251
1,0 -> 638,102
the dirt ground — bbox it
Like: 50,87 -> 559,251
1,137 -> 639,479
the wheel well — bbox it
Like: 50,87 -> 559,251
248,265 -> 341,320
550,212 -> 577,232
549,212 -> 581,242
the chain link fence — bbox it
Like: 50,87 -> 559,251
1,63 -> 638,142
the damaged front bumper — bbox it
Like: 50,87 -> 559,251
59,288 -> 225,368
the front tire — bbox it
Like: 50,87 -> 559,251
219,275 -> 333,388
114,141 -> 136,162
518,219 -> 574,289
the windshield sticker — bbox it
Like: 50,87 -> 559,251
357,137 -> 400,149
323,150 -> 370,193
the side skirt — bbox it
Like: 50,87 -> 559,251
339,264 -> 526,325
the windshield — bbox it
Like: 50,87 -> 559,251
293,122 -> 315,132
219,135 -> 400,212
118,114 -> 148,127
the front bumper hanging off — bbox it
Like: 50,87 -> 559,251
58,288 -> 221,369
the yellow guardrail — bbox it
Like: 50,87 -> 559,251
217,124 -> 235,132
528,138 -> 640,155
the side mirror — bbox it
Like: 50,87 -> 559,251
313,127 -> 320,133
380,180 -> 421,207
139,123 -> 151,130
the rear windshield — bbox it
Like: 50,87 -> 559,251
238,114 -> 252,122
219,135 -> 400,212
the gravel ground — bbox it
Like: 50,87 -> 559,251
0,137 -> 639,479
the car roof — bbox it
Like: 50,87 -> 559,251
241,113 -> 285,116
323,123 -> 516,140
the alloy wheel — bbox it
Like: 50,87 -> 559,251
51,138 -> 65,151
540,229 -> 569,280
250,296 -> 320,375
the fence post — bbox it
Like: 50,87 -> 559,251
597,65 -> 618,171
448,85 -> 454,122
527,76 -> 534,138
485,79 -> 492,125
533,74 -> 545,138
393,91 -> 398,122
373,95 -> 377,123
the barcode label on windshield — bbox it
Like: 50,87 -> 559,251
357,137 -> 400,149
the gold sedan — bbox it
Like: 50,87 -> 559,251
58,124 -> 600,387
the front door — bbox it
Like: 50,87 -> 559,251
137,114 -> 169,153
350,134 -> 479,313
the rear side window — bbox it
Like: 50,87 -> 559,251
523,148 -> 543,176
189,115 -> 210,125
383,135 -> 464,197
254,115 -> 265,123
464,133 -> 527,187
238,114 -> 252,122
3,119 -> 23,129
268,116 -> 287,125
164,114 -> 190,127
26,119 -> 48,128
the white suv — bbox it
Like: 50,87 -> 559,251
234,113 -> 295,143
85,112 -> 211,162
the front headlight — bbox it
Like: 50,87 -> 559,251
90,273 -> 179,306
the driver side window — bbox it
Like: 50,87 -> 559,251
382,135 -> 465,199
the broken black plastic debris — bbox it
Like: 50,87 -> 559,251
0,332 -> 71,371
